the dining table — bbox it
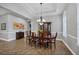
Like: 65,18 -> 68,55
26,33 -> 55,48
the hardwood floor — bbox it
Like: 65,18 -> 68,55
0,38 -> 72,55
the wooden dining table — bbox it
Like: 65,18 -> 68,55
26,33 -> 55,48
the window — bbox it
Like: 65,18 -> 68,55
63,11 -> 67,37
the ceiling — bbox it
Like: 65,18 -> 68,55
0,3 -> 68,20
0,7 -> 9,15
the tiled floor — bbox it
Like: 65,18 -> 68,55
0,38 -> 72,55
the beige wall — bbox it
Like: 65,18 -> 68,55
66,4 -> 77,37
0,14 -> 27,41
62,3 -> 78,54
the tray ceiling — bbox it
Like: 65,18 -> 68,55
0,3 -> 68,20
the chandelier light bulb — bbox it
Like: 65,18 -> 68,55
39,22 -> 43,25
42,19 -> 46,22
37,19 -> 41,22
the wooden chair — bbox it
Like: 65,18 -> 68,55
49,32 -> 57,49
38,32 -> 43,48
26,31 -> 29,42
38,31 -> 49,48
31,32 -> 38,47
26,31 -> 32,44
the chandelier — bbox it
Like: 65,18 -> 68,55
37,3 -> 46,25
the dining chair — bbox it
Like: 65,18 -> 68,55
38,32 -> 43,48
38,31 -> 48,48
31,32 -> 38,47
49,32 -> 57,49
26,31 -> 29,43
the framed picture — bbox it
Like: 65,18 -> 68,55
13,22 -> 24,29
1,23 -> 6,30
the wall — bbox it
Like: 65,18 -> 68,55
0,15 -> 9,41
45,16 -> 62,39
0,14 -> 27,41
31,15 -> 62,39
62,4 -> 79,54
7,14 -> 27,40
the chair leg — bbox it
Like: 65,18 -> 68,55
39,44 -> 41,48
26,37 -> 28,43
54,42 -> 56,50
49,42 -> 52,49
29,39 -> 32,46
34,41 -> 37,48
29,39 -> 31,44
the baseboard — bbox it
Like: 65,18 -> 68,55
58,39 -> 76,55
0,38 -> 15,41
56,39 -> 62,41
68,34 -> 77,40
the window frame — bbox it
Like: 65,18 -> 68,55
63,11 -> 67,38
